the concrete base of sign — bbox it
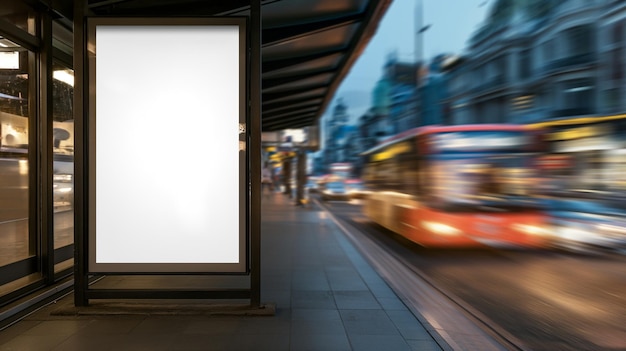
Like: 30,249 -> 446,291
50,301 -> 276,317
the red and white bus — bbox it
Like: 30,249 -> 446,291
361,124 -> 549,248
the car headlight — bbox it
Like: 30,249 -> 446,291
589,223 -> 626,241
596,223 -> 626,235
512,223 -> 550,236
559,226 -> 591,241
552,220 -> 594,241
422,221 -> 461,236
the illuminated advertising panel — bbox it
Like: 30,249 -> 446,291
0,51 -> 19,69
87,18 -> 247,273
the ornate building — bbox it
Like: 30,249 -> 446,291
445,0 -> 609,125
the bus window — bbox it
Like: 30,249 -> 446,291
427,155 -> 539,210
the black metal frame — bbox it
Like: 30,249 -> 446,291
72,0 -> 262,306
0,5 -> 76,307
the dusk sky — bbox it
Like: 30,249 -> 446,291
323,0 -> 491,123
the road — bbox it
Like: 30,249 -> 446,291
316,196 -> 626,351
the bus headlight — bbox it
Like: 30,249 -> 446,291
422,221 -> 461,236
513,223 -> 549,236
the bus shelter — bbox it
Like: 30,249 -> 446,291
68,0 -> 390,308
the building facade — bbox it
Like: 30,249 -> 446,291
323,99 -> 356,175
384,54 -> 420,134
323,0 -> 626,178
446,0 -> 624,125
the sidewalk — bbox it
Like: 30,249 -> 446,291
0,192 -> 444,351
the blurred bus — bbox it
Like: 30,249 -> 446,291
529,115 -> 626,252
361,124 -> 548,248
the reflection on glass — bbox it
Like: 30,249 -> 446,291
52,63 -> 74,273
0,3 -> 36,35
0,38 -> 30,268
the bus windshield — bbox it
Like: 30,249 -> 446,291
426,153 -> 541,212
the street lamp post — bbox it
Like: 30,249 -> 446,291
415,0 -> 431,63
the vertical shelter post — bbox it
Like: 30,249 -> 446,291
73,0 -> 88,307
40,7 -> 54,283
250,0 -> 262,308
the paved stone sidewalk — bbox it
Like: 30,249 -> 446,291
0,193 -> 444,351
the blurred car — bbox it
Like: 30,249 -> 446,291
345,179 -> 371,199
321,181 -> 350,201
305,177 -> 320,194
544,198 -> 626,254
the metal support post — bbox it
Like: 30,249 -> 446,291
250,0 -> 262,308
295,149 -> 307,206
73,0 -> 89,307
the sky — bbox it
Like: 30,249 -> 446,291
322,0 -> 491,123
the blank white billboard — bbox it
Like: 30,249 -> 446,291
87,19 -> 246,273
